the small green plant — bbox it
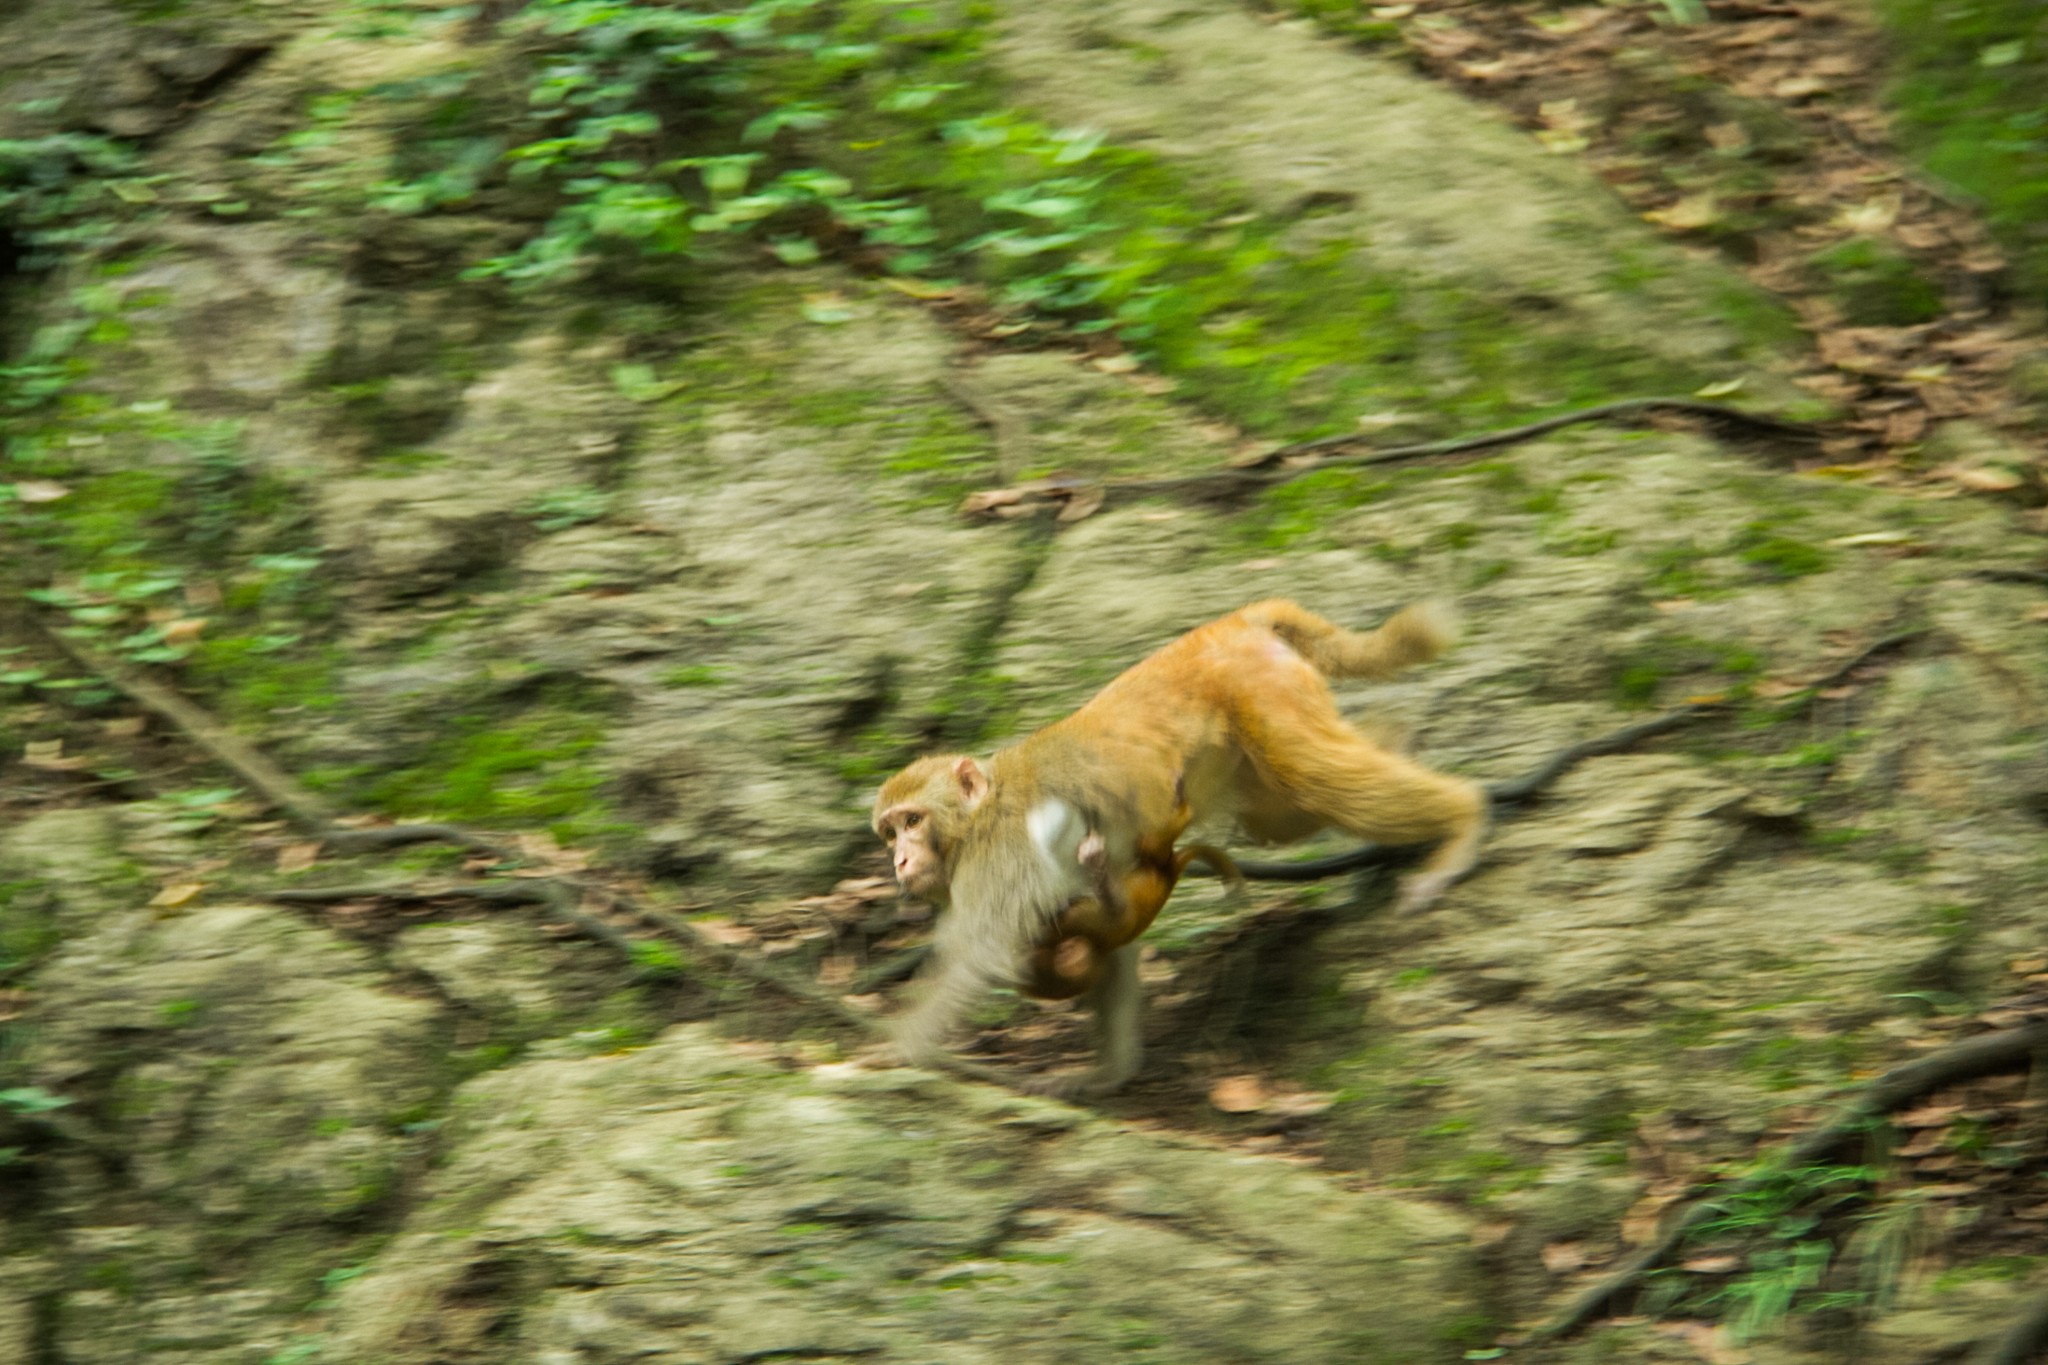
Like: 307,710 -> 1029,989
148,787 -> 244,835
524,485 -> 611,531
0,133 -> 143,271
629,939 -> 688,977
0,1086 -> 71,1115
1659,1161 -> 1879,1340
1733,521 -> 1830,580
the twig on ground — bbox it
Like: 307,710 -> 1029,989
34,619 -> 339,830
962,397 -> 1820,522
852,950 -> 929,994
323,822 -> 517,860
268,880 -> 640,957
1523,1020 -> 2048,1347
1968,568 -> 2048,588
1769,627 -> 1930,714
937,369 -> 1031,480
35,617 -> 526,857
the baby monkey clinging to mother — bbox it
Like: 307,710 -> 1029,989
871,598 -> 1486,1095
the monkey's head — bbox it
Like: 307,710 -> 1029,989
872,754 -> 989,902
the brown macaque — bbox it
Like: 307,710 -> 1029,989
872,598 -> 1486,1095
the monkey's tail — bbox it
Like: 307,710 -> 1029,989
1246,599 -> 1457,681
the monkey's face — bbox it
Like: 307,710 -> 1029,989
871,753 -> 990,903
876,802 -> 946,898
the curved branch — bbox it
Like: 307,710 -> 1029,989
963,398 -> 1820,521
1524,1020 -> 2048,1347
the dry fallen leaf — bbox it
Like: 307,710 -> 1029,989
692,917 -> 759,947
1702,121 -> 1751,154
1621,1187 -> 1686,1244
1055,488 -> 1105,523
150,881 -> 204,909
1266,1089 -> 1337,1118
1540,1241 -> 1587,1274
1529,9 -> 1600,34
1644,194 -> 1721,231
1826,530 -> 1917,547
1209,1074 -> 1269,1113
276,841 -> 322,875
1892,1096 -> 1957,1129
1773,74 -> 1830,99
103,716 -> 148,739
960,487 -> 1028,516
1657,1319 -> 1754,1365
1089,353 -> 1140,375
160,617 -> 208,646
13,479 -> 72,504
882,277 -> 959,301
21,740 -> 87,771
1835,198 -> 1901,235
1946,465 -> 2025,493
1896,1126 -> 1951,1157
1681,1254 -> 1743,1274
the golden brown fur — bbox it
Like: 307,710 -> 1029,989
873,598 -> 1485,1094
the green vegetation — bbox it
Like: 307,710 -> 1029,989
0,880 -> 57,973
1610,634 -> 1764,709
1733,518 -> 1830,580
1880,0 -> 2048,302
349,680 -> 618,839
1807,238 -> 1945,327
333,0 -> 1733,449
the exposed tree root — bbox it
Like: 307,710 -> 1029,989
267,880 -> 639,957
34,618 -> 340,830
962,397 -> 1820,523
1524,1020 -> 2048,1347
1969,568 -> 2048,588
32,616 -> 1091,1093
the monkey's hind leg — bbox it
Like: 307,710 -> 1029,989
1242,705 -> 1487,914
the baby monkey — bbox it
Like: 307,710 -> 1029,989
1023,800 -> 1239,1000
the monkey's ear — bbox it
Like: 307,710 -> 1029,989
953,756 -> 989,808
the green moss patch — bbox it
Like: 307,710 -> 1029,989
1880,0 -> 2048,302
1806,237 -> 1944,327
350,680 -> 618,839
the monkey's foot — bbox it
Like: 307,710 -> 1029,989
1015,1066 -> 1130,1100
1393,870 -> 1457,914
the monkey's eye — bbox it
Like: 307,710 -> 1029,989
903,812 -> 923,830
